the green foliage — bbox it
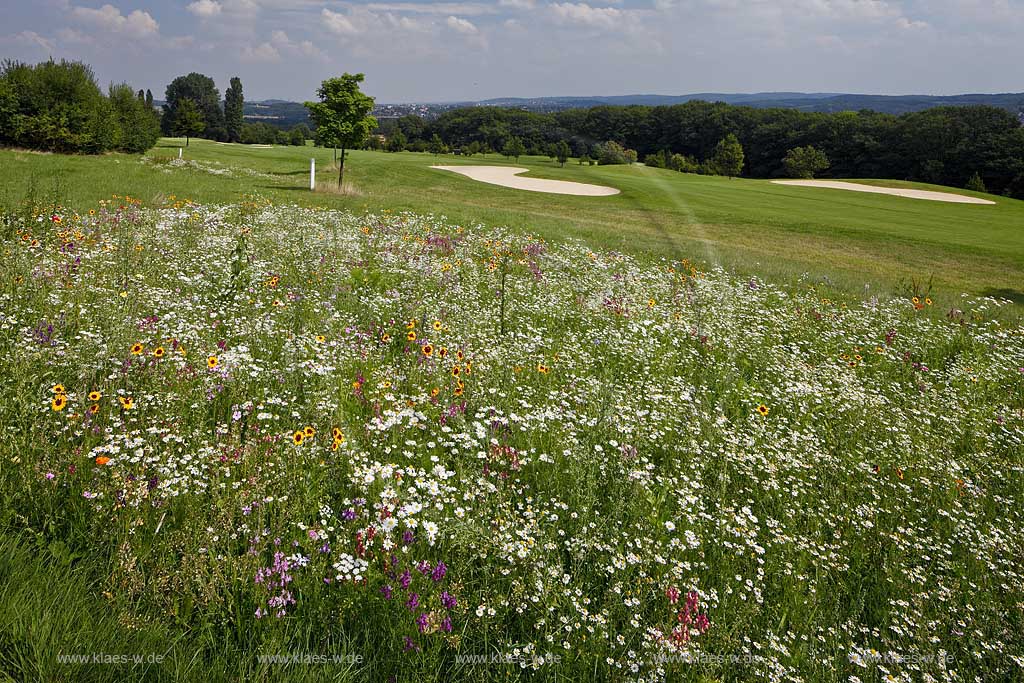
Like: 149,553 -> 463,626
555,140 -> 571,167
304,73 -> 376,186
386,130 -> 407,153
108,83 -> 160,154
289,126 -> 306,146
0,59 -> 140,154
965,172 -> 987,193
162,72 -> 226,141
783,145 -> 831,179
711,134 -> 745,177
224,77 -> 244,143
429,134 -> 447,156
172,99 -> 206,146
501,136 -> 525,161
594,140 -> 636,165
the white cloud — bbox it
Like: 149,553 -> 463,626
240,41 -> 279,62
8,30 -> 56,53
446,16 -> 478,34
321,8 -> 358,36
549,3 -> 624,30
269,29 -> 326,60
499,0 -> 536,9
187,0 -> 222,18
366,3 -> 498,16
70,3 -> 158,36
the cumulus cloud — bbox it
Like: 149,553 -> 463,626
70,3 -> 158,36
321,8 -> 359,36
187,0 -> 222,18
240,41 -> 279,62
270,29 -> 326,60
446,16 -> 478,34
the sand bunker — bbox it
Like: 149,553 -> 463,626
771,179 -> 995,205
432,165 -> 619,196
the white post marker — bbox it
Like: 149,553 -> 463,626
310,158 -> 316,191
178,148 -> 182,159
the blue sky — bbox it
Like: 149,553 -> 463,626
2,0 -> 1022,103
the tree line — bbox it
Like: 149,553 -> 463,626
374,102 -> 1024,196
0,59 -> 159,154
0,60 -> 313,153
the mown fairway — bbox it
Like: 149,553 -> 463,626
2,138 -> 1022,303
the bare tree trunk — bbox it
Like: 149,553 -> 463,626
337,148 -> 345,188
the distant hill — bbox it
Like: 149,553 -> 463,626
160,93 -> 1024,130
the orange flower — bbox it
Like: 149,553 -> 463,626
406,330 -> 417,342
303,425 -> 315,438
422,344 -> 434,357
118,396 -> 134,409
95,456 -> 110,466
207,355 -> 218,369
131,343 -> 144,355
88,390 -> 102,401
757,404 -> 770,417
89,403 -> 100,414
292,431 -> 304,446
153,347 -> 165,358
51,395 -> 67,411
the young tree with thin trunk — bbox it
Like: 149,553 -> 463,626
556,140 -> 571,167
304,73 -> 376,189
173,98 -> 205,146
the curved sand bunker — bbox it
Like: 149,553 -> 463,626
771,179 -> 995,205
432,165 -> 620,196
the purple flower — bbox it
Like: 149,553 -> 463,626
342,508 -> 357,521
417,560 -> 432,575
402,530 -> 415,546
381,584 -> 393,600
402,636 -> 419,653
416,612 -> 429,632
399,569 -> 412,589
441,616 -> 453,633
441,591 -> 457,609
405,593 -> 419,610
431,561 -> 447,583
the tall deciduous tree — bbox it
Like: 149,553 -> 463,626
224,76 -> 244,143
173,98 -> 205,146
304,73 -> 376,188
711,134 -> 744,178
163,72 -> 225,141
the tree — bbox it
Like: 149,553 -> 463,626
555,140 -> 571,167
387,129 -> 407,152
163,72 -> 225,140
173,98 -> 205,146
502,136 -> 525,161
304,73 -> 376,188
224,76 -> 244,143
965,172 -> 987,193
429,134 -> 447,156
109,83 -> 160,153
711,134 -> 744,178
289,126 -> 306,146
783,146 -> 830,179
466,140 -> 481,157
145,89 -> 153,110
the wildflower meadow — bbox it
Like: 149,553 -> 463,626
1,195 -> 1022,682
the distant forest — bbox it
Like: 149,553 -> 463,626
375,103 -> 1024,197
